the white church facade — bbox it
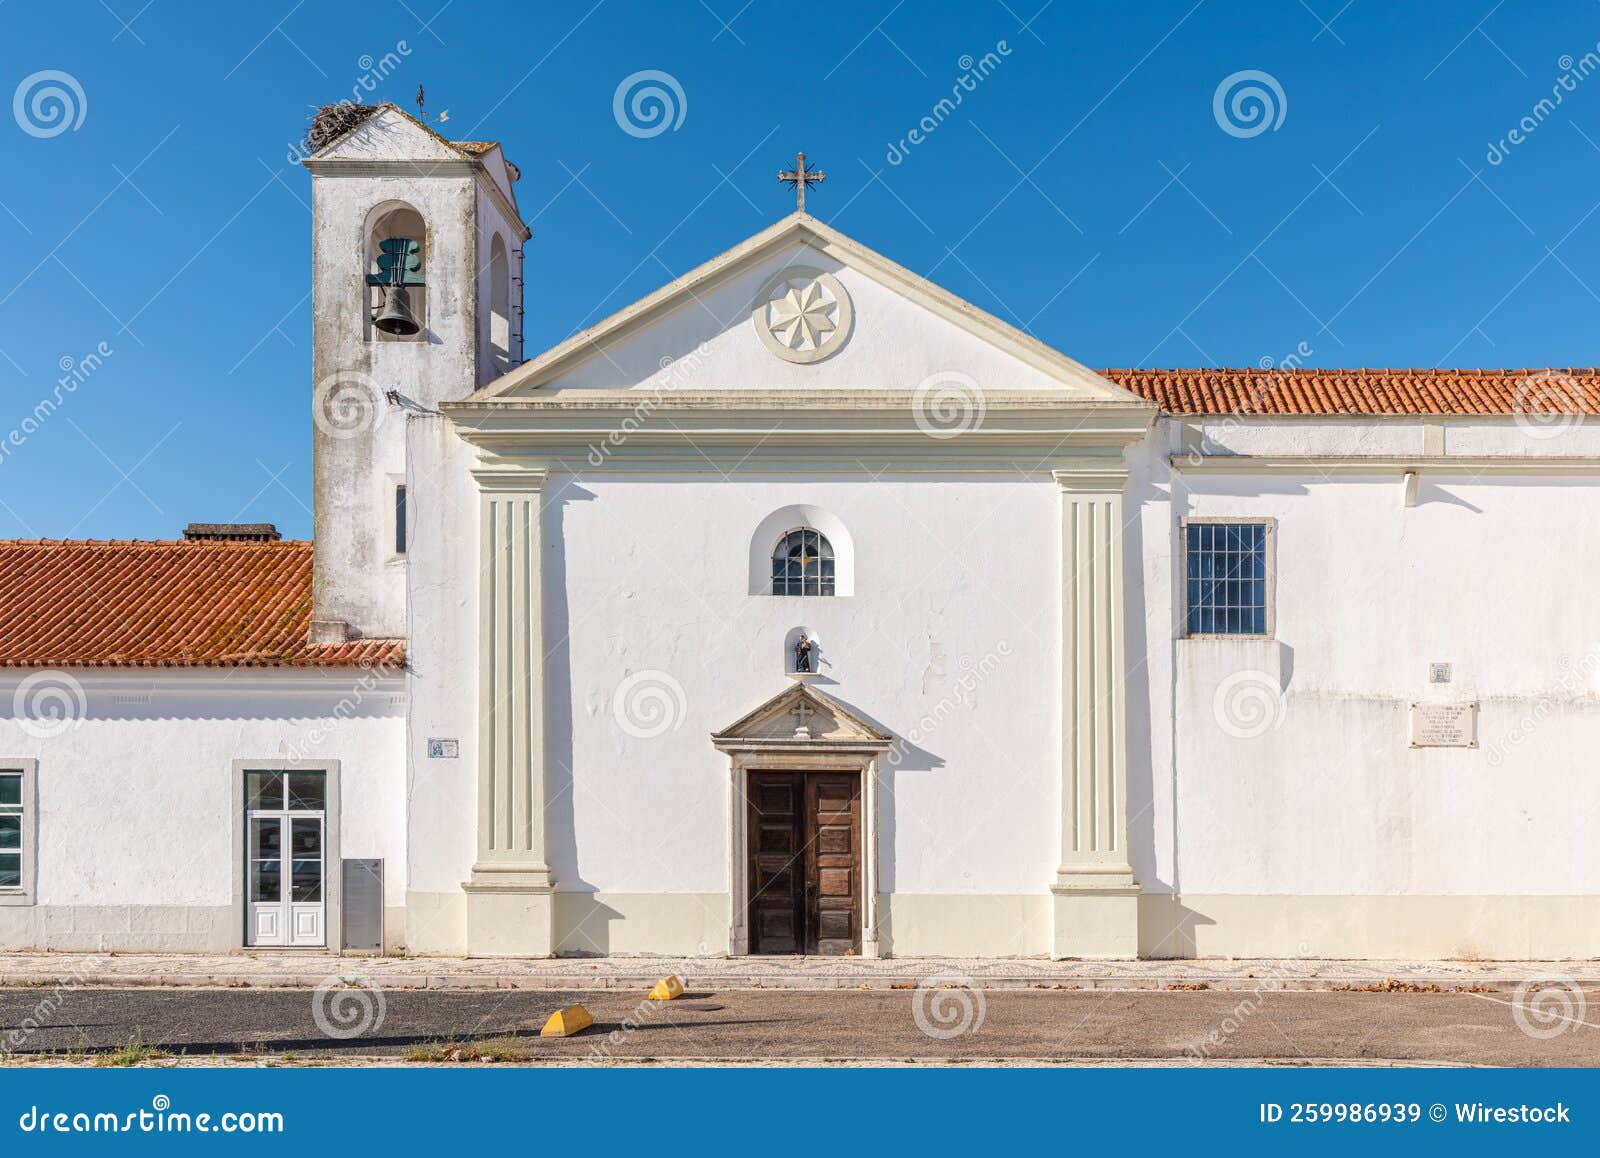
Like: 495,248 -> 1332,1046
2,103 -> 1597,960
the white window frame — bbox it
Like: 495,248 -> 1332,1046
0,760 -> 38,907
1179,516 -> 1277,640
230,759 -> 341,948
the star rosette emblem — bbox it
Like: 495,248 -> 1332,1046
768,279 -> 838,351
752,267 -> 854,364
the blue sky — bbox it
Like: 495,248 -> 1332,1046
2,0 -> 1598,538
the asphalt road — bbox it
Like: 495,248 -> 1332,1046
0,987 -> 1595,1065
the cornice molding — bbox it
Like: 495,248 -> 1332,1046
1171,453 -> 1600,476
303,158 -> 480,177
0,669 -> 406,696
445,390 -> 1154,471
444,388 -> 1152,413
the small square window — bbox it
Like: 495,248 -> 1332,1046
1184,520 -> 1273,637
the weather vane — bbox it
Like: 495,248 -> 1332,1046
778,151 -> 825,213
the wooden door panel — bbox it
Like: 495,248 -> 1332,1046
818,868 -> 851,895
816,909 -> 853,941
806,773 -> 861,956
816,825 -> 850,854
747,772 -> 804,955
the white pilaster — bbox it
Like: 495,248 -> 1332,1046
463,465 -> 555,956
862,755 -> 881,959
1051,466 -> 1140,958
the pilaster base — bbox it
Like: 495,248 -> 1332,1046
1051,877 -> 1140,959
463,870 -> 555,958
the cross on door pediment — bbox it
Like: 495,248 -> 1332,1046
792,697 -> 815,738
711,684 -> 893,748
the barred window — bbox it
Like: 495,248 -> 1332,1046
771,529 -> 835,596
1185,521 -> 1270,636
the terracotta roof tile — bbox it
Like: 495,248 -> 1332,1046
1103,367 -> 1600,416
0,540 -> 403,669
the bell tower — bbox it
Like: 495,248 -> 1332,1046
302,103 -> 528,642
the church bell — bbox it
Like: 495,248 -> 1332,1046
373,285 -> 420,336
366,235 -> 425,336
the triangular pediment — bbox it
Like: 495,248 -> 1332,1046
713,682 -> 893,749
310,104 -> 474,163
467,214 -> 1145,406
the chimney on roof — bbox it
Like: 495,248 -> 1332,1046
183,523 -> 281,543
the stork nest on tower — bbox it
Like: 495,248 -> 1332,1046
304,103 -> 380,154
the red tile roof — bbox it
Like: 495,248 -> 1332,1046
0,540 -> 403,669
1105,367 -> 1600,416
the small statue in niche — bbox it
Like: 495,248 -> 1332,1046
794,634 -> 813,673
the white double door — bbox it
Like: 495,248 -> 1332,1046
245,770 -> 326,947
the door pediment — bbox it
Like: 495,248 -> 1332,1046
713,682 -> 893,753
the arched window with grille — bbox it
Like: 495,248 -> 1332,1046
771,529 -> 835,596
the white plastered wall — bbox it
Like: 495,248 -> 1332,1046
0,670 -> 406,951
1129,416 -> 1600,958
404,468 -> 1065,956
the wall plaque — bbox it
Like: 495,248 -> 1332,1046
1409,702 -> 1477,748
427,738 -> 460,759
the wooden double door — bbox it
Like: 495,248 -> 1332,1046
747,771 -> 861,955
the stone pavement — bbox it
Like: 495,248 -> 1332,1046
1,951 -> 1596,992
6,987 -> 1595,1065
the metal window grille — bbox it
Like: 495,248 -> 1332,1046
771,529 -> 836,596
1185,521 -> 1268,635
